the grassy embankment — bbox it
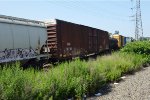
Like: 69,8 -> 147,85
0,41 -> 150,99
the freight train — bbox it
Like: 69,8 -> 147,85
0,15 -> 124,64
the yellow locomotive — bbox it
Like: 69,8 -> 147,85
112,34 -> 126,48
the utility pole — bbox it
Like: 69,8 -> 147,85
135,0 -> 143,40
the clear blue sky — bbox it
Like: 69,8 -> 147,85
0,0 -> 149,38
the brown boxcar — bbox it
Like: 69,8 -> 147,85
46,19 -> 109,59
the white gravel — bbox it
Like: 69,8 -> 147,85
88,66 -> 150,100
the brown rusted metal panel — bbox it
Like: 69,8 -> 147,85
46,19 -> 109,59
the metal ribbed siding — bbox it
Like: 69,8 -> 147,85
46,19 -> 109,59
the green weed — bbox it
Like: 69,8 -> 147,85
0,41 -> 150,99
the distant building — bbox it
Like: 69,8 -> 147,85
140,37 -> 150,41
126,37 -> 134,43
114,30 -> 119,34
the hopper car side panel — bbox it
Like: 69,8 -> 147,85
0,23 -> 13,51
12,24 -> 30,49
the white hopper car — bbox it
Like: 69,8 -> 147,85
0,15 -> 48,63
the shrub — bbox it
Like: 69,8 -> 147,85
121,41 -> 150,55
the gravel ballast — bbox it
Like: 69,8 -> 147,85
88,66 -> 150,100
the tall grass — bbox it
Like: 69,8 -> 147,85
0,61 -> 105,99
0,41 -> 150,99
94,52 -> 148,81
0,53 -> 148,99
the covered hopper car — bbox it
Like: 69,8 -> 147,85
0,15 -> 48,63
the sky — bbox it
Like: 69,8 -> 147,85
0,0 -> 149,38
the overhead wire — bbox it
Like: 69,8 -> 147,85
46,0 -> 130,22
46,1 -> 109,24
68,1 -> 128,21
73,0 -> 128,19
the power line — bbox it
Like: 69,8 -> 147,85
48,1 -> 129,22
71,1 -> 129,21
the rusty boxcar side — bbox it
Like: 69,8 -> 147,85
46,19 -> 109,59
